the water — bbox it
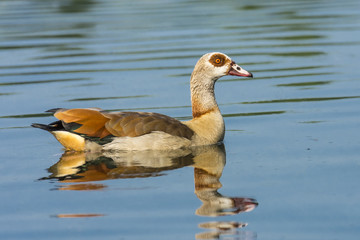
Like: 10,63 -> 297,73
1,0 -> 360,239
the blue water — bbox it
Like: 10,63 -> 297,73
1,0 -> 360,239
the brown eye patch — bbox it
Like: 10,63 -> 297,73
209,53 -> 228,67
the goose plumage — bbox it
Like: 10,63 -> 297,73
32,52 -> 253,151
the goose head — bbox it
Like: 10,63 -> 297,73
191,52 -> 253,85
190,52 -> 253,119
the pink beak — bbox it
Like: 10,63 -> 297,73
228,61 -> 253,78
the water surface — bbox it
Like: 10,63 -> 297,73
1,0 -> 360,239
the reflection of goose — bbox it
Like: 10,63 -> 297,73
43,144 -> 258,218
43,149 -> 193,183
32,52 -> 252,151
196,221 -> 257,240
192,145 -> 258,217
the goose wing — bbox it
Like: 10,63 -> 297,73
52,108 -> 194,140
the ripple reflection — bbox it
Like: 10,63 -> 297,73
41,144 -> 258,231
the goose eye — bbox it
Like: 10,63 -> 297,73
210,54 -> 226,67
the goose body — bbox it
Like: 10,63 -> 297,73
32,52 -> 253,151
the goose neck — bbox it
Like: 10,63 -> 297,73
190,73 -> 219,118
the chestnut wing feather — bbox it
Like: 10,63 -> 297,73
54,108 -> 111,138
53,108 -> 194,140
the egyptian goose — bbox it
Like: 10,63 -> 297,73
32,52 -> 253,151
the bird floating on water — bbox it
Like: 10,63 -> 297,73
32,52 -> 253,151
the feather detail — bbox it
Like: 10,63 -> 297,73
54,108 -> 111,138
102,112 -> 194,139
51,108 -> 194,140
